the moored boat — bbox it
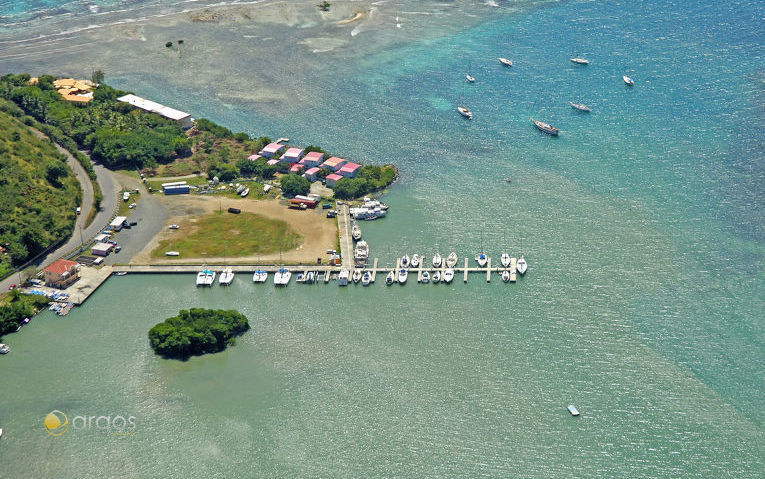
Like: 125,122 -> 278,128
568,405 -> 580,416
252,270 -> 268,283
354,241 -> 369,267
411,254 -> 420,268
338,269 -> 349,286
623,75 -> 634,86
501,252 -> 511,268
432,271 -> 441,283
432,253 -> 442,268
498,57 -> 513,66
421,271 -> 430,283
351,223 -> 362,241
475,252 -> 488,267
570,58 -> 589,65
352,269 -> 362,283
362,271 -> 371,286
398,268 -> 408,284
274,268 -> 291,286
386,271 -> 395,285
446,252 -> 458,268
219,268 -> 235,285
569,102 -> 591,112
466,74 -> 475,82
195,271 -> 207,286
443,268 -> 454,283
0,343 -> 9,354
457,106 -> 473,120
401,254 -> 410,269
501,270 -> 511,282
516,255 -> 528,275
531,118 -> 560,136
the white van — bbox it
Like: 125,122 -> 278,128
76,207 -> 81,215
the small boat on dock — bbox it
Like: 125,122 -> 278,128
351,223 -> 362,241
623,75 -> 635,86
501,252 -> 511,268
531,118 -> 560,136
570,58 -> 589,65
432,253 -> 442,268
398,268 -> 408,284
274,268 -> 291,286
386,271 -> 395,285
569,102 -> 591,112
446,252 -> 458,268
338,270 -> 349,286
219,268 -> 234,285
567,405 -> 580,416
457,106 -> 473,120
352,269 -> 362,283
401,255 -> 410,269
196,271 -> 207,286
252,270 -> 268,283
501,270 -> 511,283
443,269 -> 454,283
475,252 -> 488,267
411,254 -> 420,268
354,241 -> 369,267
432,271 -> 441,283
516,255 -> 527,275
362,271 -> 372,286
498,57 -> 513,67
421,271 -> 430,283
115,272 -> 128,276
466,74 -> 475,82
165,251 -> 180,256
169,224 -> 180,230
240,188 -> 250,198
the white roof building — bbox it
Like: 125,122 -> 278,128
117,94 -> 193,128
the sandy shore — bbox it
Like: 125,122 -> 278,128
130,194 -> 337,265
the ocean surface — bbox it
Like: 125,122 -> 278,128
1,0 -> 763,477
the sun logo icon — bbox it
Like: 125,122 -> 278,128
44,410 -> 69,436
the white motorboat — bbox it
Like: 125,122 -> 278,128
306,272 -> 315,284
570,58 -> 589,65
354,241 -> 369,266
165,251 -> 180,256
398,268 -> 408,284
446,252 -> 458,268
219,268 -> 234,285
501,252 -> 511,268
236,184 -> 245,194
169,224 -> 180,229
362,271 -> 371,286
498,57 -> 513,66
0,343 -> 9,354
252,270 -> 268,283
401,255 -> 410,269
411,254 -> 420,268
466,74 -> 475,82
432,253 -> 442,268
352,269 -> 362,283
195,271 -> 207,286
338,269 -> 349,286
567,405 -> 580,416
274,268 -> 291,286
569,102 -> 591,112
623,75 -> 635,86
501,270 -> 511,282
421,271 -> 430,283
475,252 -> 488,267
432,271 -> 441,283
240,188 -> 250,197
352,223 -> 362,241
457,106 -> 473,120
443,269 -> 454,283
516,255 -> 528,275
205,270 -> 216,285
386,271 -> 395,285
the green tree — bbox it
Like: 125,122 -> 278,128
279,174 -> 310,197
91,70 -> 105,84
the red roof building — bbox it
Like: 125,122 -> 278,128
304,167 -> 321,181
43,259 -> 80,289
325,173 -> 343,187
338,162 -> 362,178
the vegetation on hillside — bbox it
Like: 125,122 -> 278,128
148,308 -> 250,359
0,105 -> 80,276
0,292 -> 50,339
279,174 -> 311,197
332,165 -> 398,199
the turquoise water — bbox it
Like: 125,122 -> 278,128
1,0 -> 763,476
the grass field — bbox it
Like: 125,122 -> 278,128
150,212 -> 301,259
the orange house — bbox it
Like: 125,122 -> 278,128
44,259 -> 80,289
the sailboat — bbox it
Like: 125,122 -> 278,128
386,270 -> 395,285
517,237 -> 528,275
398,268 -> 408,284
446,252 -> 458,268
475,233 -> 488,267
501,252 -> 511,268
466,74 -> 475,83
457,106 -> 473,120
361,271 -> 372,286
352,269 -> 362,283
219,268 -> 235,285
501,270 -> 511,282
411,254 -> 420,268
432,270 -> 441,283
432,252 -> 442,268
443,269 -> 454,283
421,271 -> 430,283
401,254 -> 410,268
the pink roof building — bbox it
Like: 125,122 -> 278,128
338,162 -> 362,178
282,147 -> 305,163
304,167 -> 321,181
248,154 -> 262,161
301,151 -> 325,167
289,163 -> 304,173
325,173 -> 343,187
266,159 -> 279,166
258,142 -> 285,158
321,156 -> 347,172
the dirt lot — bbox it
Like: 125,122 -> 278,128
130,194 -> 337,265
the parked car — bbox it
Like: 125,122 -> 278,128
115,246 -> 122,253
322,203 -> 332,209
8,284 -> 16,290
76,206 -> 81,215
128,203 -> 137,209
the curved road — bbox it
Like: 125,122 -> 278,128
0,139 -> 118,291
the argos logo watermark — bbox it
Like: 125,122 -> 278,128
44,410 -> 137,436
